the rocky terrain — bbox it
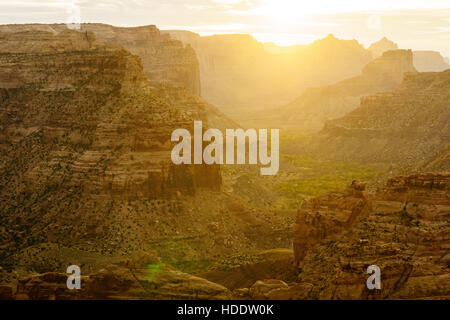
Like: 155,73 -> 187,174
276,49 -> 417,133
0,24 -> 448,301
0,251 -> 231,300
0,28 -> 297,296
306,69 -> 450,166
289,174 -> 450,299
0,23 -> 201,95
2,174 -> 447,300
0,28 -> 223,267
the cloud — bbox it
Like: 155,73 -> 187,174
0,1 -> 448,56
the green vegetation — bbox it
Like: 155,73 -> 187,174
274,154 -> 379,209
145,263 -> 163,282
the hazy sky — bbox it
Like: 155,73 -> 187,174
1,0 -> 450,57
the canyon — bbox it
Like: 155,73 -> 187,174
1,173 -> 448,300
0,24 -> 448,301
164,31 -> 373,115
274,49 -> 417,133
307,69 -> 450,167
0,28 -> 295,298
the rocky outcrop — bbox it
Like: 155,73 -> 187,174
413,51 -> 450,72
279,50 -> 417,133
200,249 -> 298,290
0,23 -> 201,95
11,252 -> 230,300
290,174 -> 450,299
293,182 -> 371,266
0,29 -> 218,198
307,69 -> 450,165
368,37 -> 449,72
0,30 -> 222,270
368,37 -> 398,58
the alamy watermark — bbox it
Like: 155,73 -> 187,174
171,121 -> 279,175
366,265 -> 381,290
66,265 -> 81,290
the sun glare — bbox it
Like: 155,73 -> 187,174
255,0 -> 310,25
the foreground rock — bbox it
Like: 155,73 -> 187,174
12,253 -> 230,300
291,173 -> 450,299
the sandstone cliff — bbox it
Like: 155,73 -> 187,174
368,37 -> 449,73
278,49 -> 417,133
0,23 -> 201,95
368,37 -> 398,58
0,30 -> 221,273
290,174 -> 450,299
307,69 -> 450,166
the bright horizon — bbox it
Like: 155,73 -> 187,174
0,0 -> 449,57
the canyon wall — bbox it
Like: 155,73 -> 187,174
0,23 -> 201,95
291,174 -> 449,299
0,30 -> 221,271
279,49 -> 417,133
307,69 -> 450,166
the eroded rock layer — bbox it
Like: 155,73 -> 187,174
280,49 -> 416,133
309,69 -> 450,165
0,30 -> 221,270
291,174 -> 449,299
0,23 -> 201,95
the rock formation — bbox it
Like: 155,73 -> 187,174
293,182 -> 371,267
290,174 -> 450,299
0,23 -> 201,95
278,49 -> 417,133
0,29 -> 222,273
9,252 -> 230,300
368,37 -> 398,58
368,37 -> 449,72
413,51 -> 450,72
307,69 -> 450,166
0,28 -> 292,288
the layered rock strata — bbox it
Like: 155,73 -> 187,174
290,174 -> 449,299
0,23 -> 201,95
